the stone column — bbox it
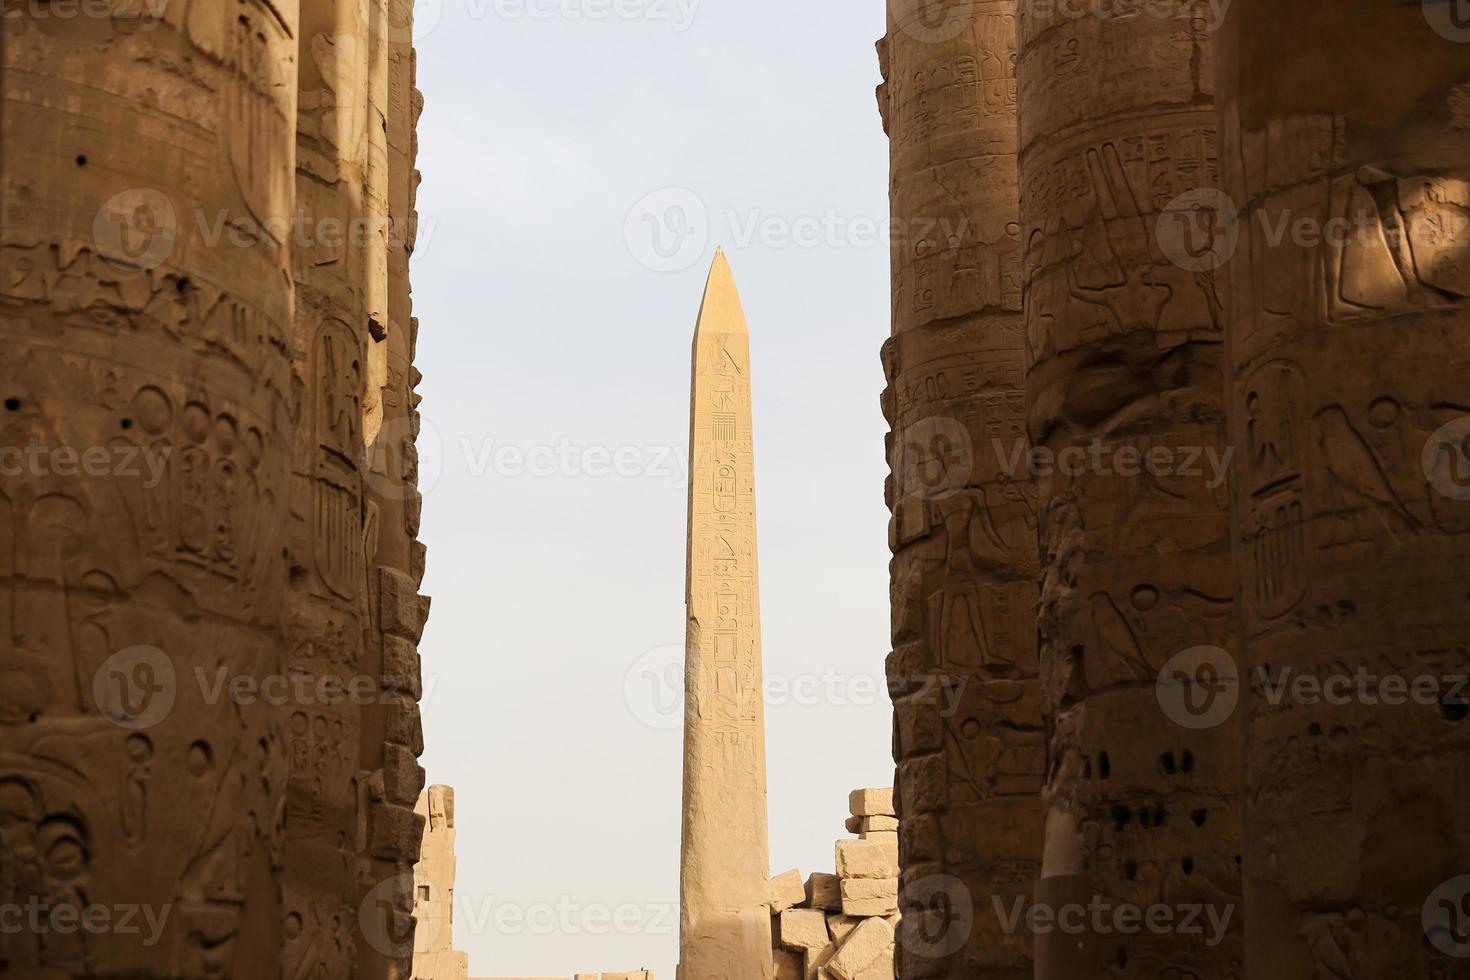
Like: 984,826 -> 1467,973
1215,3 -> 1470,974
0,2 -> 298,976
680,251 -> 772,980
357,0 -> 434,976
876,3 -> 1042,977
1016,1 -> 1241,974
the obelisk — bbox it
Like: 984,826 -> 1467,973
679,249 -> 773,980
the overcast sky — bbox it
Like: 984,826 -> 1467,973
411,1 -> 892,975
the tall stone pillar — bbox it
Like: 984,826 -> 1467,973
679,250 -> 773,980
876,3 -> 1042,977
1016,2 -> 1241,975
0,2 -> 298,976
1215,3 -> 1470,974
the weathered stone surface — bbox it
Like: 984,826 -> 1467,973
1016,0 -> 1242,973
769,868 -> 807,913
876,3 -> 1044,976
680,250 -> 773,979
840,879 -> 899,918
1215,3 -> 1470,976
806,872 -> 844,912
826,917 -> 895,980
847,788 -> 895,818
0,3 -> 310,976
778,909 -> 831,952
836,840 -> 900,881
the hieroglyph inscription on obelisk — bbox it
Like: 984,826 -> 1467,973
678,249 -> 774,980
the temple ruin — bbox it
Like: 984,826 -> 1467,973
3,1 -> 1469,978
1,0 -> 429,976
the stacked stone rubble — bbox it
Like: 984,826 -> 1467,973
769,789 -> 901,980
0,2 -> 430,977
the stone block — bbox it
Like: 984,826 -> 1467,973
848,788 -> 895,818
841,878 -> 898,917
806,872 -> 843,911
382,633 -> 423,699
835,839 -> 899,880
773,949 -> 803,980
826,916 -> 895,980
860,830 -> 898,850
769,868 -> 806,912
826,914 -> 861,944
778,908 -> 830,951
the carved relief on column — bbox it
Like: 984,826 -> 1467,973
357,0 -> 432,975
1216,3 -> 1470,975
0,2 -> 299,976
878,3 -> 1042,977
1016,2 -> 1241,975
285,0 -> 378,973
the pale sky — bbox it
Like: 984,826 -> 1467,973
411,1 -> 893,975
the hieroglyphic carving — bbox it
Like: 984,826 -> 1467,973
1216,3 -> 1470,973
0,2 -> 299,975
285,2 -> 429,976
879,2 -> 1042,976
679,251 -> 773,980
1018,1 -> 1241,975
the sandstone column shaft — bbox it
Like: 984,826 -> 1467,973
0,3 -> 299,975
679,250 -> 773,980
1017,2 -> 1241,974
1215,3 -> 1470,973
878,3 -> 1042,978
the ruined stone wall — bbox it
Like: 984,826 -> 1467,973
0,2 -> 429,976
876,2 -> 1042,977
768,787 -> 900,980
1215,2 -> 1470,974
1015,1 -> 1241,974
